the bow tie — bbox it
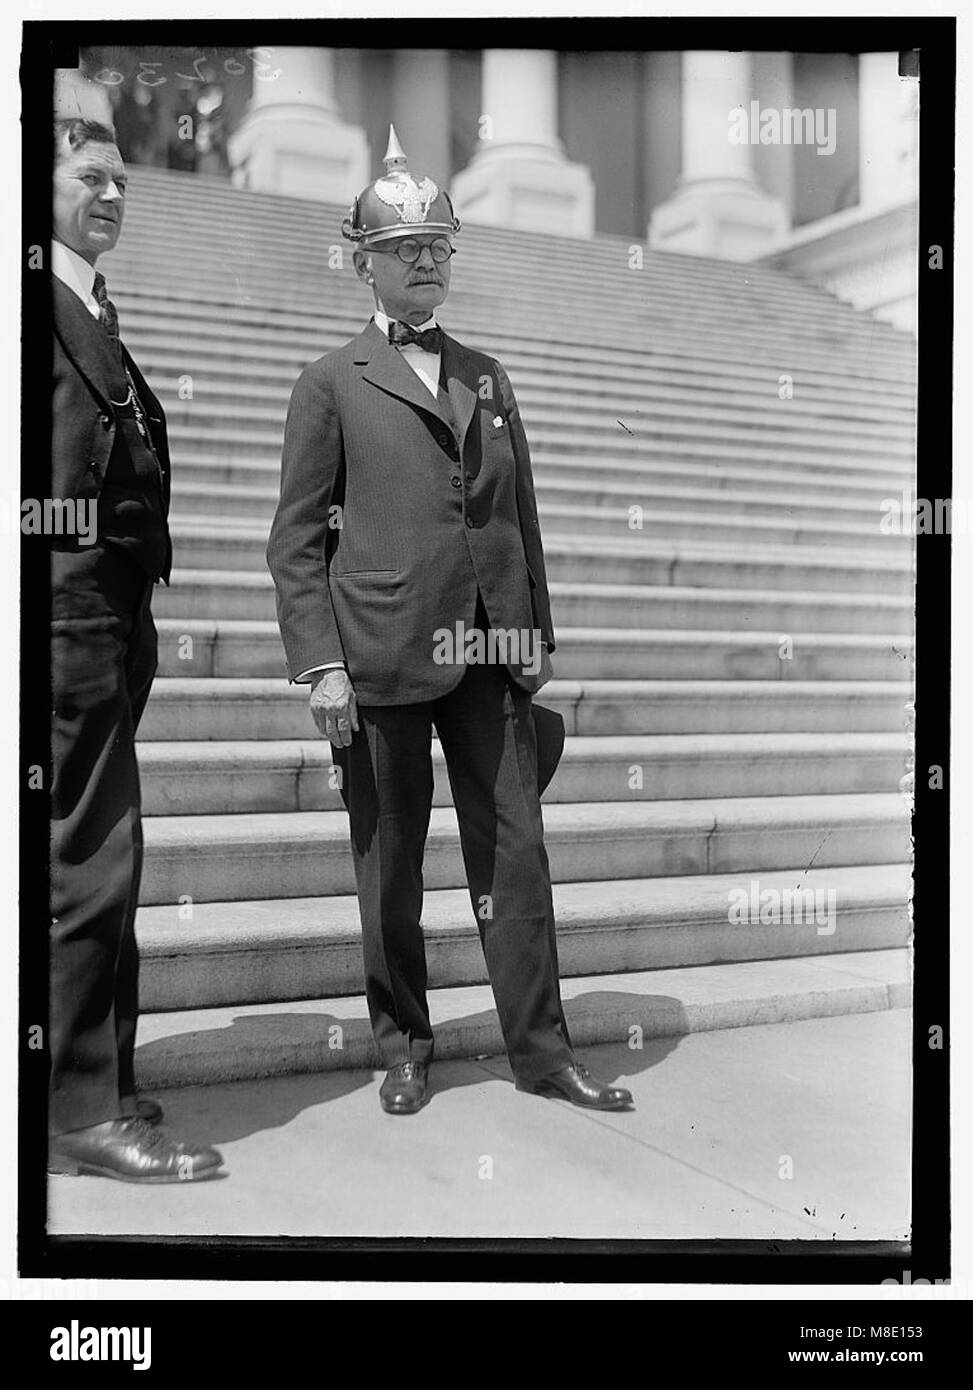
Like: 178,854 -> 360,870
388,321 -> 443,352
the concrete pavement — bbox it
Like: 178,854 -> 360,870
47,1009 -> 911,1242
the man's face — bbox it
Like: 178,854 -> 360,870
53,138 -> 126,265
355,234 -> 451,324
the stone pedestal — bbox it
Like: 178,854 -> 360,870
228,47 -> 369,203
649,51 -> 788,259
451,50 -> 594,236
765,52 -> 918,333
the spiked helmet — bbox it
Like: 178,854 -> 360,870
342,124 -> 461,246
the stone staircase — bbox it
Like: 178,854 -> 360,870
102,167 -> 915,1088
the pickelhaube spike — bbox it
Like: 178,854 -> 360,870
342,124 -> 461,245
383,124 -> 408,172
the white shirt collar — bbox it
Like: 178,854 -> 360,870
51,240 -> 100,317
374,308 -> 438,341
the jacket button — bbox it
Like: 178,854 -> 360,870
450,476 -> 462,489
99,413 -> 111,429
465,516 -> 475,529
437,433 -> 449,447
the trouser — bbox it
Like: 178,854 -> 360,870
333,654 -> 574,1082
49,545 -> 157,1136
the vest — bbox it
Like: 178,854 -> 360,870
98,397 -> 169,582
436,362 -> 489,629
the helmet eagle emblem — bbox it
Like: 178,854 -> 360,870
373,174 -> 439,225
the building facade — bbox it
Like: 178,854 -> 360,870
63,46 -> 919,329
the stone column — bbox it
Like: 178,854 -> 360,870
393,50 -> 451,183
451,50 -> 594,236
858,52 -> 918,210
649,50 -> 788,259
228,47 -> 369,202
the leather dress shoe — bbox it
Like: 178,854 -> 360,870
380,1061 -> 430,1114
518,1061 -> 634,1111
48,1116 -> 225,1183
121,1095 -> 164,1126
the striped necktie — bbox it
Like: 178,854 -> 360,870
92,271 -> 155,451
93,271 -> 122,359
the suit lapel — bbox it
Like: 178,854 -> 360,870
52,276 -> 128,413
441,333 -> 478,451
355,320 -> 481,451
356,319 -> 451,428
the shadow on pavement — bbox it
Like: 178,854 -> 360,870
136,989 -> 688,1144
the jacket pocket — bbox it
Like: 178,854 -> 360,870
332,569 -> 400,579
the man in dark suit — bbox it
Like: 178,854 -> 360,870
47,117 -> 223,1180
268,127 -> 633,1116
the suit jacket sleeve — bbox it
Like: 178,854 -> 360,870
495,360 -> 556,653
267,360 -> 347,681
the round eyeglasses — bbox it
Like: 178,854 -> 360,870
370,237 -> 455,264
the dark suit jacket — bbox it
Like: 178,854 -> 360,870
267,319 -> 556,705
52,276 -> 172,591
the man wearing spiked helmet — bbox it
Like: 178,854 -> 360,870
268,128 -> 633,1117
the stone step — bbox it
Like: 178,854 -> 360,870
107,251 -> 914,372
153,618 -> 914,684
132,947 -> 911,1088
138,677 -> 911,742
530,470 -> 913,515
110,290 -> 914,386
161,403 -> 912,473
117,169 -> 909,324
152,571 -> 914,627
161,415 -> 913,477
167,453 -> 915,516
111,221 -> 888,329
137,732 -> 911,818
167,508 -> 912,565
125,322 -> 915,416
121,172 -> 888,308
139,794 -> 911,905
109,258 -> 913,367
130,347 -> 916,431
165,468 -> 914,531
125,244 -> 861,341
135,865 -> 913,1010
146,372 -> 915,452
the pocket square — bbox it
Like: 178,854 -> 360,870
492,415 -> 504,428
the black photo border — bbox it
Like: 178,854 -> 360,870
17,13 -> 954,1293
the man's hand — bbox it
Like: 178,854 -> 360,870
309,668 -> 359,747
